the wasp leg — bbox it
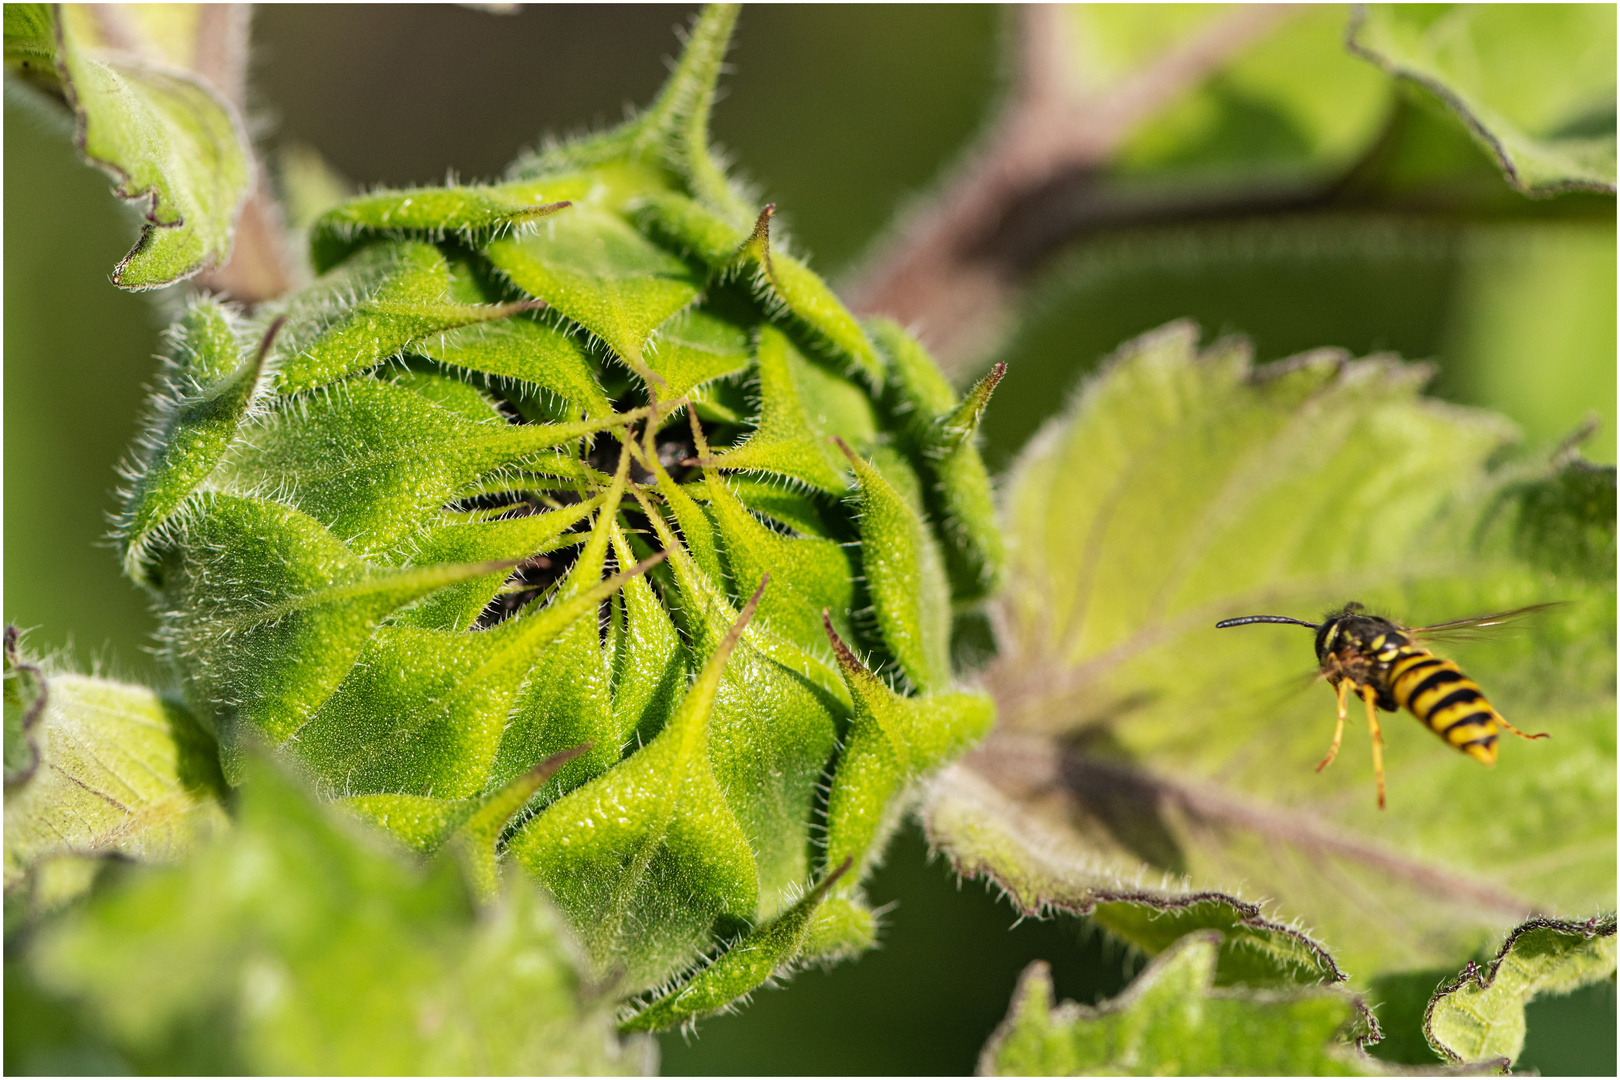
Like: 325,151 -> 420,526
1360,686 -> 1386,810
1318,680 -> 1350,773
1495,712 -> 1550,742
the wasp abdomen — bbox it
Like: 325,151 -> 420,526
1388,648 -> 1499,765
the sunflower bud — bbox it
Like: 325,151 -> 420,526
117,4 -> 1000,1022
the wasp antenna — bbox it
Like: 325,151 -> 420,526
1215,615 -> 1320,630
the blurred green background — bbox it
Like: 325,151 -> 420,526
5,5 -> 1613,1073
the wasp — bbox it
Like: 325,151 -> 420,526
1215,603 -> 1553,808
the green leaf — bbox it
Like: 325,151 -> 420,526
3,663 -> 227,917
384,365 -> 505,423
1425,915 -> 1617,1065
871,319 -> 1005,600
216,376 -> 626,558
703,470 -> 854,650
620,856 -> 853,1032
390,499 -> 599,632
296,446 -> 651,811
486,203 -> 704,373
707,325 -> 849,493
309,183 -> 569,273
868,315 -> 962,449
784,332 -> 882,453
632,193 -> 887,389
337,791 -> 478,855
98,7 -> 237,73
639,502 -> 848,917
1495,458 -> 1616,583
735,206 -> 886,386
838,440 -> 954,694
926,323 -> 1615,987
292,574 -> 616,802
822,620 -> 993,884
336,747 -> 593,899
268,241 -> 539,393
705,616 -> 845,918
1108,5 -> 1394,184
118,298 -> 266,580
155,494 -> 508,764
507,581 -> 762,989
927,386 -> 1005,602
798,894 -> 879,963
412,314 -> 614,420
633,3 -> 746,220
485,475 -> 632,798
508,6 -> 745,215
922,764 -> 1349,991
3,629 -> 46,789
631,189 -> 750,267
1103,901 -> 1354,991
3,4 -> 55,74
49,5 -> 252,288
717,475 -> 843,539
607,521 -> 688,749
979,933 -> 1385,1076
448,746 -> 591,899
1349,4 -> 1617,194
21,757 -> 650,1075
643,307 -> 753,402
635,446 -> 726,584
334,742 -> 586,878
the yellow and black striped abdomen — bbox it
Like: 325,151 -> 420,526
1388,648 -> 1500,764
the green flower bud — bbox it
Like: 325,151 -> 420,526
117,3 -> 1002,1021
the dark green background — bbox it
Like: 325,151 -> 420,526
5,5 -> 1613,1074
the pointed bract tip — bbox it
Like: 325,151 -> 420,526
749,203 -> 776,240
529,741 -> 591,784
737,203 -> 776,267
821,610 -> 862,672
517,200 -> 571,220
686,404 -> 712,458
626,549 -> 669,581
825,854 -> 854,890
718,574 -> 768,659
793,854 -> 857,912
641,3 -> 741,144
257,314 -> 288,361
741,573 -> 769,621
940,361 -> 1008,446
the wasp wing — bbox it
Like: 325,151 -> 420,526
1407,602 -> 1568,643
1244,665 -> 1330,714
